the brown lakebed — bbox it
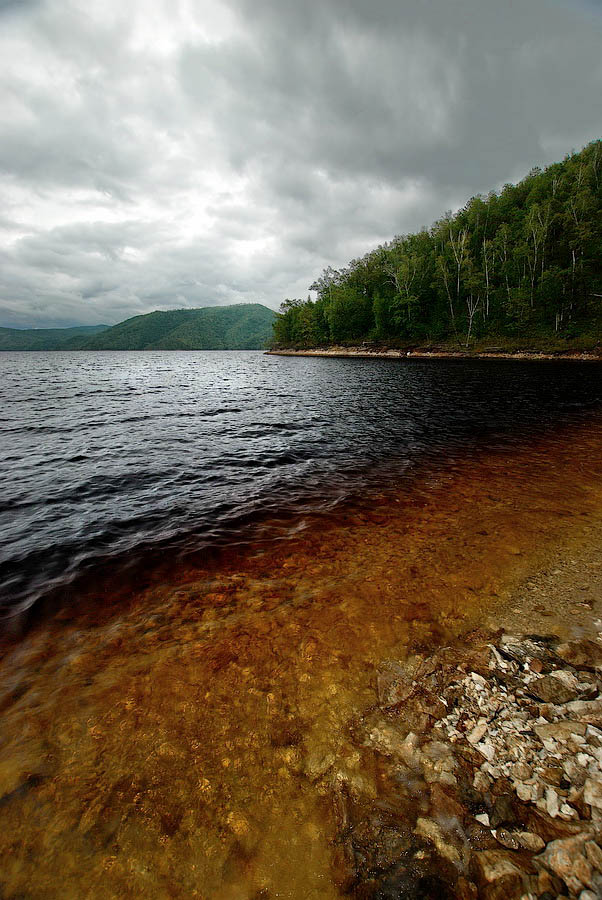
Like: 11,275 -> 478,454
1,418 -> 602,898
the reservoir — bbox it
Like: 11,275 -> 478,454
1,351 -> 602,898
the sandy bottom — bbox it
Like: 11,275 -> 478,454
1,417 -> 601,899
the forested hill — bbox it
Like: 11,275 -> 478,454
0,304 -> 276,350
0,324 -> 109,351
81,304 -> 275,350
272,140 -> 602,351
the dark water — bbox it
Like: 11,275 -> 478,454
1,350 -> 601,617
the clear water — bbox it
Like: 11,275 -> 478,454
1,350 -> 601,616
1,351 -> 602,898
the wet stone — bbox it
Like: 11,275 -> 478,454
515,831 -> 545,853
336,632 -> 602,900
473,849 -> 525,897
490,795 -> 520,829
555,639 -> 602,672
376,660 -> 414,707
414,816 -> 463,867
494,828 -> 521,851
528,674 -> 580,705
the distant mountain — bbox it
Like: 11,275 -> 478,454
0,324 -> 109,351
80,303 -> 275,350
0,304 -> 276,350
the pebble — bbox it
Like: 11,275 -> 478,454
468,723 -> 488,745
495,828 -> 521,850
516,831 -> 545,852
356,633 -> 602,899
584,778 -> 602,809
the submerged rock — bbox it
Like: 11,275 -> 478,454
415,816 -> 464,867
473,849 -> 525,897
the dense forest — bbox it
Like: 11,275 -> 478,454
0,304 -> 275,351
272,140 -> 602,350
81,304 -> 275,350
0,324 -> 109,351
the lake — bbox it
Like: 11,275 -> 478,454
2,351 -> 602,898
1,350 -> 601,620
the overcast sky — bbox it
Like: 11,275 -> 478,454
0,0 -> 601,328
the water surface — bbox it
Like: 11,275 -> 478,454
1,350 -> 601,617
2,353 -> 602,898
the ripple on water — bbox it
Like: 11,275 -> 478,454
1,350 -> 601,616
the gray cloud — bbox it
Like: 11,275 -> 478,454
0,0 -> 601,327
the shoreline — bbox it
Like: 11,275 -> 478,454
1,419 -> 602,897
266,346 -> 602,362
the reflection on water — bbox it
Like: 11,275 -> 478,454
1,416 -> 602,898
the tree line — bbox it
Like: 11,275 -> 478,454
272,140 -> 602,349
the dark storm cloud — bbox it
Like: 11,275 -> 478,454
186,0 -> 602,189
0,0 -> 601,327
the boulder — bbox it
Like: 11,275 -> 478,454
565,699 -> 602,727
534,720 -> 587,742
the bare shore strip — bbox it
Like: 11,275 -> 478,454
266,346 -> 602,362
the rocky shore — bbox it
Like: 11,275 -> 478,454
1,419 -> 601,898
320,631 -> 602,899
266,347 -> 602,362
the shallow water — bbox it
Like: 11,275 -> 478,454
1,401 -> 602,896
2,353 -> 602,897
1,351 -> 601,618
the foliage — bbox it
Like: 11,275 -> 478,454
83,304 -> 276,350
271,140 -> 602,349
0,305 -> 276,351
0,324 -> 109,351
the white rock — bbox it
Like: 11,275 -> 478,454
559,803 -> 577,819
546,787 -> 559,818
516,783 -> 532,802
468,723 -> 488,745
476,740 -> 496,761
584,778 -> 602,809
475,812 -> 490,826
